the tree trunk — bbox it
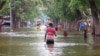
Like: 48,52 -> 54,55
89,0 -> 100,36
76,9 -> 82,20
12,9 -> 16,29
0,1 -> 6,9
89,0 -> 99,24
12,9 -> 19,29
18,19 -> 21,28
11,0 -> 21,30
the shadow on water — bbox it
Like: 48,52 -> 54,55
0,29 -> 100,56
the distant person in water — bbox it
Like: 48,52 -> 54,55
57,23 -> 63,32
44,23 -> 56,44
36,24 -> 41,31
63,30 -> 68,37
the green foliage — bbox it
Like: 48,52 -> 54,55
0,0 -> 99,22
42,0 -> 94,21
0,0 -> 40,21
0,0 -> 6,2
0,0 -> 9,15
95,0 -> 100,13
43,0 -> 76,21
95,0 -> 100,6
14,1 -> 21,7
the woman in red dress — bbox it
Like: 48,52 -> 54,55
44,23 -> 56,44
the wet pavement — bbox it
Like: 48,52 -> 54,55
0,28 -> 100,56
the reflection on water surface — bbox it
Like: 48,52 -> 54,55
0,30 -> 100,56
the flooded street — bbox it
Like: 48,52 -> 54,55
0,28 -> 100,56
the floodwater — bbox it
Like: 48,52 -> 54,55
0,28 -> 100,56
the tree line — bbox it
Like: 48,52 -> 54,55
0,0 -> 100,34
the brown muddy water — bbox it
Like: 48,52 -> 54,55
0,29 -> 100,56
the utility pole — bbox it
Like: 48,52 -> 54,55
9,0 -> 13,31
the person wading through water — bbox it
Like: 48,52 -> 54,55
44,23 -> 56,44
